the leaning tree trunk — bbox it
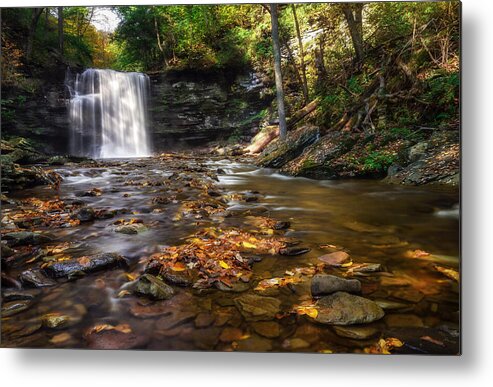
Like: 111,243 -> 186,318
270,4 -> 287,140
58,6 -> 64,56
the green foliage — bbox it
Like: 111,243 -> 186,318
362,151 -> 397,173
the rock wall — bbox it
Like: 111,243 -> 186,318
148,70 -> 273,150
2,67 -> 272,155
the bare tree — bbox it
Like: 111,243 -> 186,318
342,3 -> 364,66
270,4 -> 287,140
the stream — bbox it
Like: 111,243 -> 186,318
1,155 -> 460,353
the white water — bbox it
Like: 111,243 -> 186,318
68,69 -> 151,158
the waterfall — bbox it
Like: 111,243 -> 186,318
67,69 -> 151,158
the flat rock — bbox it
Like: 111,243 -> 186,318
215,280 -> 250,292
332,325 -> 380,340
45,252 -> 125,278
155,310 -> 197,330
194,312 -> 215,328
234,294 -> 281,321
2,300 -> 32,317
314,291 -> 385,325
318,251 -> 350,266
85,329 -> 148,350
351,263 -> 383,273
251,321 -> 281,338
3,231 -> 53,247
374,298 -> 411,310
219,327 -> 243,342
19,269 -> 57,288
311,274 -> 361,296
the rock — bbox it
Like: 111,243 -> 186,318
85,328 -> 148,350
251,321 -> 281,338
41,313 -> 73,329
408,142 -> 429,163
258,125 -> 320,168
215,280 -> 250,292
115,223 -> 148,234
126,274 -> 175,300
1,243 -> 15,258
314,292 -> 385,325
318,251 -> 350,266
155,310 -> 197,330
234,294 -> 281,321
76,207 -> 95,222
19,269 -> 57,288
219,327 -> 243,342
390,288 -> 425,303
351,263 -> 383,273
3,231 -> 53,247
282,337 -> 310,350
216,168 -> 226,175
162,272 -> 192,287
236,335 -> 273,352
194,312 -> 215,328
279,246 -> 310,256
45,252 -> 125,278
2,289 -> 40,301
385,314 -> 425,328
47,155 -> 68,165
311,274 -> 361,296
273,221 -> 290,230
2,300 -> 32,317
332,325 -> 380,340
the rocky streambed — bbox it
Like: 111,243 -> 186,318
1,152 -> 459,353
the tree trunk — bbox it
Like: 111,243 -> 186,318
26,8 -> 44,61
58,6 -> 64,56
342,3 -> 364,65
270,4 -> 287,140
292,4 -> 309,104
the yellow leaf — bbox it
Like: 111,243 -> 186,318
242,241 -> 257,249
340,260 -> 353,268
219,260 -> 230,269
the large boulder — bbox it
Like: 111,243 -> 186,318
258,126 -> 320,168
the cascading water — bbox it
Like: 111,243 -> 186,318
67,69 -> 151,158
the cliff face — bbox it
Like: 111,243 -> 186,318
148,70 -> 272,150
2,68 -> 272,155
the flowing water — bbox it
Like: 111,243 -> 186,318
2,157 -> 460,353
67,69 -> 151,158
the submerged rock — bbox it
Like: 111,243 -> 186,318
234,294 -> 281,321
317,251 -> 350,266
311,274 -> 361,296
45,252 -> 125,278
279,246 -> 310,256
115,223 -> 148,234
332,325 -> 380,340
20,269 -> 57,288
76,207 -> 95,222
2,300 -> 32,317
3,231 -> 53,247
314,291 -> 384,325
125,274 -> 175,300
251,321 -> 281,338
